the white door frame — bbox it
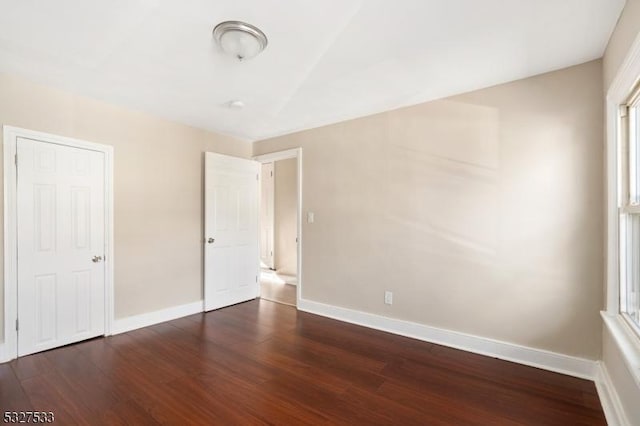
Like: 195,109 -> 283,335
1,126 -> 114,362
253,148 -> 303,306
260,162 -> 275,270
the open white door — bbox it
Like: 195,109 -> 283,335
204,153 -> 260,311
17,137 -> 106,356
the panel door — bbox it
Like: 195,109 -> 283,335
17,137 -> 105,356
204,152 -> 260,311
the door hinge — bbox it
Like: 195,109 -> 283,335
15,318 -> 18,331
14,154 -> 17,166
270,171 -> 273,177
256,173 -> 259,180
255,275 -> 258,283
621,105 -> 629,118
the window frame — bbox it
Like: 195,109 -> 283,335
604,31 -> 640,391
619,90 -> 640,337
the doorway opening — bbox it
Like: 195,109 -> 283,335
254,149 -> 302,307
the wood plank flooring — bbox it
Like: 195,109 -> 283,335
260,280 -> 297,306
1,299 -> 606,425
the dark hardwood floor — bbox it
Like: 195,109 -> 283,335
260,279 -> 297,306
1,299 -> 606,425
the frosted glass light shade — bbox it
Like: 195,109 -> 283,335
213,21 -> 268,61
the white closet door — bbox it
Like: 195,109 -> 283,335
17,137 -> 106,356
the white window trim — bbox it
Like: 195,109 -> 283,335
605,31 -> 640,387
1,126 -> 115,363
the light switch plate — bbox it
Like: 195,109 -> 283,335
307,212 -> 315,223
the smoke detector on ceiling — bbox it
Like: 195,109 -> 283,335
227,100 -> 245,109
213,21 -> 268,61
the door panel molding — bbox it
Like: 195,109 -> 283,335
2,126 -> 114,362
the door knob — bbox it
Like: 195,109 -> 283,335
207,238 -> 215,244
92,255 -> 103,263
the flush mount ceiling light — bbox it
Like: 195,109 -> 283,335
213,21 -> 268,61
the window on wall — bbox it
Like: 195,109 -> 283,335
620,85 -> 640,331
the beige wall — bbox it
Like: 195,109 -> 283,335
602,1 -> 640,424
274,158 -> 297,276
0,73 -> 251,341
603,0 -> 640,89
254,60 -> 604,359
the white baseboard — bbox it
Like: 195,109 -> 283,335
279,274 -> 298,285
0,300 -> 203,362
111,300 -> 204,335
0,300 -> 203,363
260,270 -> 298,285
595,362 -> 631,426
297,298 -> 598,380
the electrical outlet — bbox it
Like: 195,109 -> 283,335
384,291 -> 393,305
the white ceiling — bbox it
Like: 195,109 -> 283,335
0,0 -> 626,142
